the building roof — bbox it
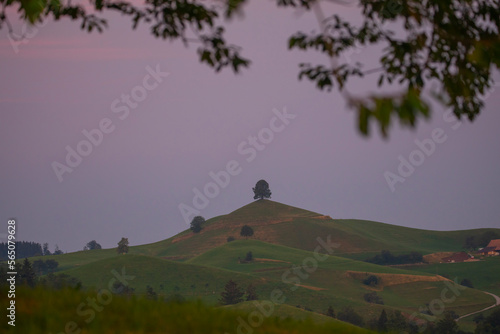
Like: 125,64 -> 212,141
477,246 -> 497,254
486,239 -> 500,251
442,252 -> 471,262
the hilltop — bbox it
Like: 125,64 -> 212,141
16,199 -> 500,333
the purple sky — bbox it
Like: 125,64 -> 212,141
1,1 -> 499,253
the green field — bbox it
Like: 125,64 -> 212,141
11,199 -> 500,333
1,287 -> 374,334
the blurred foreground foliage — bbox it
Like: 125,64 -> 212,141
0,286 -> 374,333
1,0 -> 499,137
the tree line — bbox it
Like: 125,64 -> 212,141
0,241 -> 63,260
365,250 -> 424,265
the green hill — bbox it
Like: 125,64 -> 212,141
17,199 -> 500,332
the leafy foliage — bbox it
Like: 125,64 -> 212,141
288,0 -> 500,137
0,241 -> 43,260
475,309 -> 500,334
117,237 -> 129,254
190,216 -> 205,233
42,242 -> 51,256
245,283 -> 258,301
2,0 -> 498,136
463,231 -> 500,250
362,274 -> 379,287
53,244 -> 64,255
84,240 -> 102,250
0,0 -> 249,73
219,279 -> 244,305
363,291 -> 384,305
32,259 -> 59,275
17,258 -> 37,287
252,179 -> 272,200
326,305 -> 335,318
365,250 -> 423,265
377,309 -> 388,332
435,311 -> 459,334
240,225 -> 254,238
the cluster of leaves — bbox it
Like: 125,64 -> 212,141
117,237 -> 129,254
362,274 -> 379,287
0,0 -> 250,73
240,224 -> 254,237
288,0 -> 500,137
0,258 -> 79,289
253,179 -> 272,200
190,216 -> 206,233
365,250 -> 423,265
2,0 -> 498,137
474,309 -> 500,334
83,240 -> 102,250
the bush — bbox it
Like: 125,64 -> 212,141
190,216 -> 205,233
363,275 -> 379,287
364,292 -> 384,304
240,225 -> 254,237
227,236 -> 235,242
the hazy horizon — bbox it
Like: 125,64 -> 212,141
1,1 -> 500,253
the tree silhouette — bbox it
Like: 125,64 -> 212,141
190,216 -> 205,233
435,312 -> 459,334
85,240 -> 102,250
377,309 -> 388,332
253,180 -> 271,200
18,258 -> 37,287
245,251 -> 253,262
326,306 -> 335,318
245,283 -> 258,301
219,280 -> 244,305
117,237 -> 129,254
240,225 -> 254,238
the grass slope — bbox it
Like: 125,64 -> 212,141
1,287 -> 374,334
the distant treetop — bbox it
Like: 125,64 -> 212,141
253,180 -> 271,200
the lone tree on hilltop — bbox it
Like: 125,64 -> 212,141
190,216 -> 205,233
219,280 -> 245,305
240,225 -> 254,238
253,180 -> 271,200
117,237 -> 129,254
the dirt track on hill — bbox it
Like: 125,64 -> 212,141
456,291 -> 500,321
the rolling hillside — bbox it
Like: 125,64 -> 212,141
17,199 -> 500,332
